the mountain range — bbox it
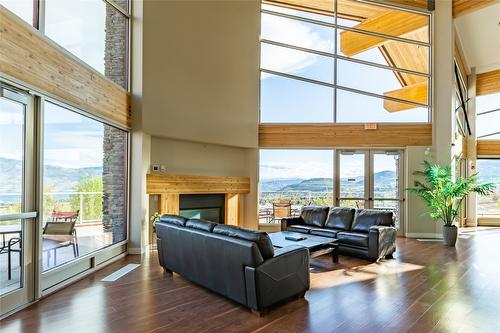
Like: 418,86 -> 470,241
260,170 -> 397,192
0,157 -> 102,194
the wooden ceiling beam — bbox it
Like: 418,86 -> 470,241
383,81 -> 428,112
453,0 -> 500,18
339,11 -> 428,57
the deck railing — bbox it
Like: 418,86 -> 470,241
0,192 -> 103,224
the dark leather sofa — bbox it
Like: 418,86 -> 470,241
156,215 -> 310,313
281,206 -> 396,260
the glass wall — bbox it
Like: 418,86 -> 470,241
0,93 -> 25,295
476,159 -> 500,217
0,0 -> 34,26
259,150 -> 334,223
42,101 -> 127,271
476,93 -> 500,139
0,0 -> 130,90
260,1 -> 431,123
45,0 -> 129,89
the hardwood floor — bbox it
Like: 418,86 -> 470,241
2,229 -> 500,332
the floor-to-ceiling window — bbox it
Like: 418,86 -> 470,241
260,0 -> 431,124
476,92 -> 500,140
476,159 -> 500,218
0,0 -> 130,90
42,101 -> 128,271
258,1 -> 430,232
259,150 -> 334,223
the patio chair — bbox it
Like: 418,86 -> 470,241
272,201 -> 292,224
50,210 -> 79,223
42,220 -> 79,266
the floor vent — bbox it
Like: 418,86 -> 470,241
101,264 -> 140,282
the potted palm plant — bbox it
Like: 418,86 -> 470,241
407,161 -> 495,246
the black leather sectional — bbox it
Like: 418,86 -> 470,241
156,215 -> 310,312
281,206 -> 397,260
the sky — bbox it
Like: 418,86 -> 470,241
0,97 -> 105,169
260,4 -> 429,123
259,149 -> 399,180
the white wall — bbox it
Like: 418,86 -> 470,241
142,0 -> 260,148
150,136 -> 259,229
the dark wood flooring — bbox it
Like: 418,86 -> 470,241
2,229 -> 500,332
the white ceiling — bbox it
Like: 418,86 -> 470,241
455,3 -> 500,74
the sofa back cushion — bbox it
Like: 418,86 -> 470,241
160,214 -> 187,227
213,225 -> 274,259
300,206 -> 329,227
351,209 -> 393,233
186,218 -> 217,232
325,207 -> 355,230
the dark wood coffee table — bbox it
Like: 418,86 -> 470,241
269,231 -> 339,263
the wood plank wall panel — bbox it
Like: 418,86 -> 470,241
146,174 -> 251,195
453,0 -> 500,17
259,124 -> 432,147
0,7 -> 131,127
477,140 -> 500,156
477,70 -> 500,96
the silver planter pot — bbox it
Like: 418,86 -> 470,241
442,225 -> 458,246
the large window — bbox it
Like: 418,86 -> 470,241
260,1 -> 431,123
0,0 -> 130,90
42,101 -> 128,271
0,0 -> 34,26
476,159 -> 500,217
45,0 -> 129,89
259,150 -> 334,223
476,93 -> 500,139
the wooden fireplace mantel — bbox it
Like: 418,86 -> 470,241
146,174 -> 251,226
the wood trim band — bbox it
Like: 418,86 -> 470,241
477,140 -> 500,156
259,124 -> 432,147
0,6 -> 131,127
477,70 -> 500,97
146,174 -> 251,195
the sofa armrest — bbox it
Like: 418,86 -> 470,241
368,225 -> 397,260
245,245 -> 309,310
280,217 -> 304,231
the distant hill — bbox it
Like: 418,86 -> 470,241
282,178 -> 334,192
261,170 -> 399,192
0,157 -> 102,195
259,178 -> 302,192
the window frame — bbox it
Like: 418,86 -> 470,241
259,0 -> 433,125
5,0 -> 132,92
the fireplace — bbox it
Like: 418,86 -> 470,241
179,194 -> 226,224
146,174 -> 250,229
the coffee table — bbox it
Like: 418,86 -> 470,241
269,231 -> 339,263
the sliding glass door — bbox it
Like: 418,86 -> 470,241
40,99 -> 128,289
0,82 -> 130,312
0,86 -> 37,316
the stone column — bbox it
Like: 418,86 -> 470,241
103,2 -> 128,242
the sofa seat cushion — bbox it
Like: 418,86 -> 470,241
336,231 -> 369,247
186,218 -> 217,232
160,214 -> 187,226
300,206 -> 330,227
287,225 -> 313,234
325,207 -> 355,231
310,228 -> 340,238
351,209 -> 393,233
212,225 -> 274,259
